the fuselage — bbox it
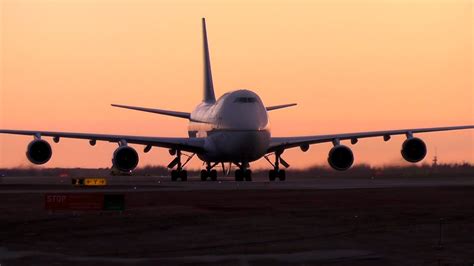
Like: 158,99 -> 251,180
188,89 -> 271,163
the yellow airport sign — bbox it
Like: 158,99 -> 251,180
72,178 -> 107,186
84,178 -> 107,186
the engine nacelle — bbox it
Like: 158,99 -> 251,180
328,145 -> 354,171
401,137 -> 427,163
26,139 -> 52,165
112,146 -> 139,172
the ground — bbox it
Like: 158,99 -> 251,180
0,177 -> 474,265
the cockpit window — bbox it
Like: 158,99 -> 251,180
234,97 -> 257,103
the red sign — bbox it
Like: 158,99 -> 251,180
45,193 -> 104,211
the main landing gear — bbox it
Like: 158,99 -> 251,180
168,150 -> 194,181
171,169 -> 187,181
201,162 -> 218,181
268,169 -> 285,181
234,162 -> 252,182
264,151 -> 288,181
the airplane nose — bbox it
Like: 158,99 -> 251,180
220,90 -> 269,130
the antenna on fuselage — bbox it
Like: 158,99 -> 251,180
202,18 -> 216,103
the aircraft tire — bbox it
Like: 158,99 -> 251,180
180,170 -> 188,181
210,170 -> 218,181
200,170 -> 208,181
171,170 -> 178,181
269,170 -> 276,181
278,170 -> 286,181
244,170 -> 252,181
235,170 -> 243,181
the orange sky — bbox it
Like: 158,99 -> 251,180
1,0 -> 473,169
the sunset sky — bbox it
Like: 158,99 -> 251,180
1,0 -> 472,169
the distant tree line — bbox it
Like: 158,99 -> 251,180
1,163 -> 473,178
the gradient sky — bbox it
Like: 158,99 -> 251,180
1,0 -> 472,169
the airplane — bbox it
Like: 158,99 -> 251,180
1,18 -> 473,182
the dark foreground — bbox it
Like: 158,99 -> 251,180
1,185 -> 474,265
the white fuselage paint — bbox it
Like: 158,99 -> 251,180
188,89 -> 271,163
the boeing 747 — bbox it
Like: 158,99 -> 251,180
1,18 -> 473,181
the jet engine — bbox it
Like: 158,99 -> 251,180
328,145 -> 354,171
26,139 -> 52,164
401,137 -> 427,163
112,146 -> 139,172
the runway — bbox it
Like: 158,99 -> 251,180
1,175 -> 474,265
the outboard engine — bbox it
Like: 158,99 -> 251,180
401,137 -> 427,163
26,139 -> 52,164
112,146 -> 139,172
328,145 -> 354,171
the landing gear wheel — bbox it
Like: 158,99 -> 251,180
244,170 -> 252,181
235,169 -> 243,181
180,170 -> 188,181
268,170 -> 276,181
171,170 -> 187,181
210,170 -> 218,181
278,170 -> 286,181
171,170 -> 178,181
200,170 -> 208,181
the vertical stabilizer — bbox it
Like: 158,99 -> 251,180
202,18 -> 216,103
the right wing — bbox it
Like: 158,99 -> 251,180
269,125 -> 474,153
111,104 -> 191,119
266,103 -> 297,111
0,129 -> 204,153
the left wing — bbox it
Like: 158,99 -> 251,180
0,129 -> 205,153
268,125 -> 474,153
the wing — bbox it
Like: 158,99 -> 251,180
268,125 -> 474,153
111,104 -> 190,119
266,103 -> 297,111
0,129 -> 204,153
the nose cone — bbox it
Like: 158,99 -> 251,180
219,90 -> 268,130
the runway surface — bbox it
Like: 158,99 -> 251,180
1,175 -> 474,265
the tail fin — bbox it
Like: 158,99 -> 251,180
202,18 -> 216,103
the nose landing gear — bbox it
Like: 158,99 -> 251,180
234,162 -> 252,181
235,169 -> 252,181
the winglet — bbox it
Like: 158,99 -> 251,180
202,18 -> 216,103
